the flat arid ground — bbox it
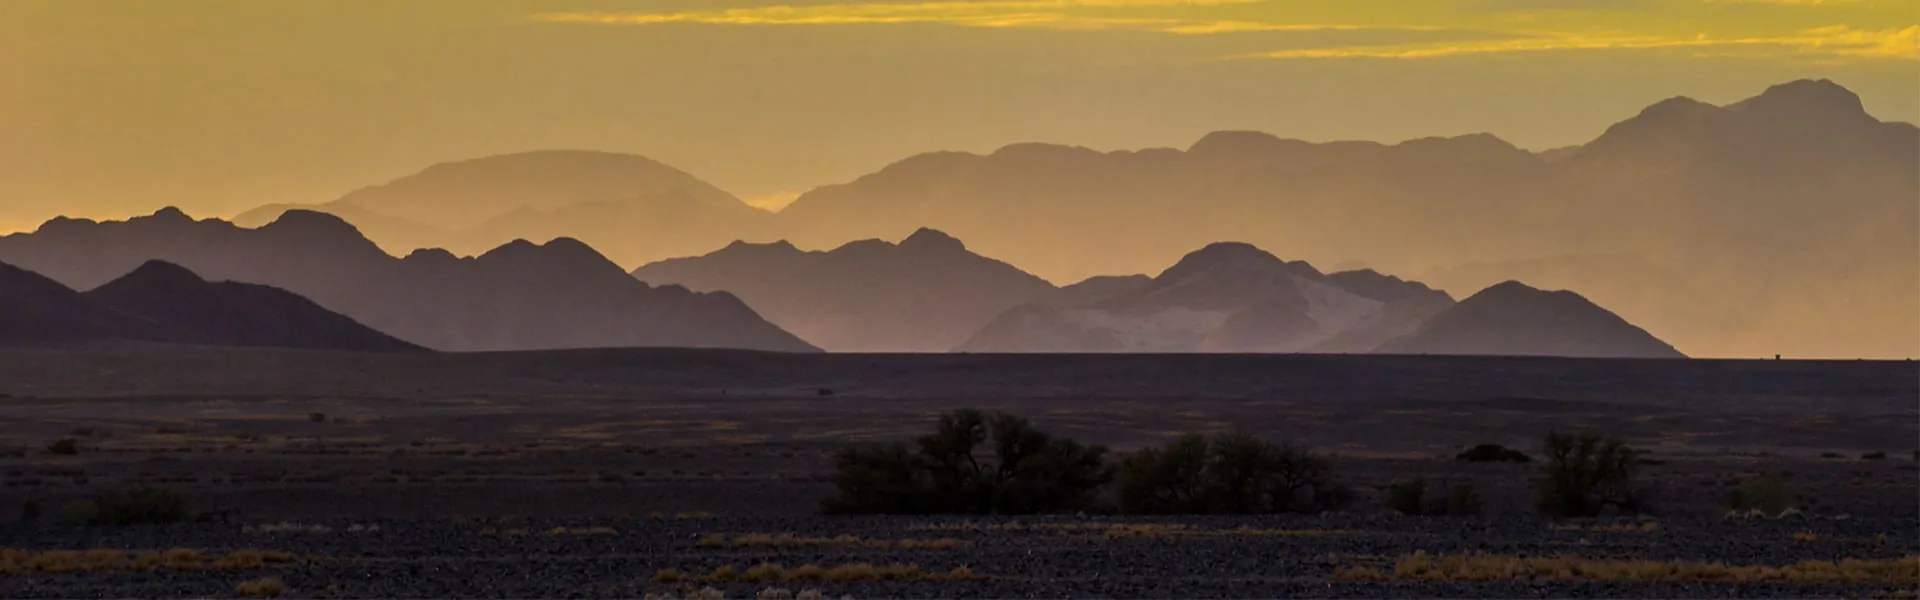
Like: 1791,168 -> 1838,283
0,348 -> 1915,598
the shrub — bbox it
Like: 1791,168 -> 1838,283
46,439 -> 78,456
1117,432 -> 1344,514
1446,483 -> 1484,516
1727,474 -> 1797,517
1536,430 -> 1641,517
821,409 -> 1111,514
1387,480 -> 1480,516
57,500 -> 98,527
60,488 -> 194,527
1456,444 -> 1531,463
1862,451 -> 1887,460
19,501 -> 42,524
1386,480 -> 1426,515
308,413 -> 326,423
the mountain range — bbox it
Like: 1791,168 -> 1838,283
0,209 -> 816,353
10,78 -> 1902,358
0,259 -> 419,351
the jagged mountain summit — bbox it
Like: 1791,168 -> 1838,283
957,242 -> 1455,354
633,228 -> 1057,351
1377,281 -> 1685,359
0,259 -> 419,351
0,208 -> 817,353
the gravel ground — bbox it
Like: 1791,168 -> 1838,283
2,515 -> 1915,599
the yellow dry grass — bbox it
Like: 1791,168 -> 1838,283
1388,552 -> 1920,584
719,533 -> 966,550
675,561 -> 978,583
913,521 -> 1345,540
234,576 -> 285,598
0,548 -> 305,574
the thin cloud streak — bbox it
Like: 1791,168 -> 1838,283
1244,25 -> 1919,60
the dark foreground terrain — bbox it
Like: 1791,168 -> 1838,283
0,348 -> 1914,598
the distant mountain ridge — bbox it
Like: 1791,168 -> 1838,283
0,259 -> 420,351
957,242 -> 1463,354
633,228 -> 1059,351
0,209 -> 817,353
1378,281 -> 1685,359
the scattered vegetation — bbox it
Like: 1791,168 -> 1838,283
1457,443 -> 1531,463
1116,432 -> 1350,515
822,409 -> 1111,514
1387,552 -> 1919,584
1727,474 -> 1799,517
1536,430 -> 1643,517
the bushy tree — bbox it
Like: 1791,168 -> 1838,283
1117,432 -> 1346,514
1456,443 -> 1531,463
822,409 -> 1111,514
1536,430 -> 1640,517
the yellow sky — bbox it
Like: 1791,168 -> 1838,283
1,0 -> 1914,230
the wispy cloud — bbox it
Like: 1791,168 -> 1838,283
534,0 -> 1259,32
1246,24 -> 1918,60
531,0 -> 1449,36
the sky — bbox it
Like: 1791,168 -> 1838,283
1,0 -> 1915,232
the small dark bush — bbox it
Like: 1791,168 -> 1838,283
308,413 -> 326,423
1820,452 -> 1844,459
1447,483 -> 1485,516
1117,432 -> 1344,514
1727,474 -> 1797,516
1387,480 -> 1425,515
60,487 -> 196,526
1456,444 -> 1531,463
57,500 -> 97,526
822,409 -> 1111,514
19,501 -> 42,523
1861,451 -> 1887,460
1536,430 -> 1641,517
1386,479 -> 1481,516
46,439 -> 78,455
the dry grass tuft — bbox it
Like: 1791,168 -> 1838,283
1333,566 -> 1389,581
708,564 -> 739,581
1389,552 -> 1920,584
787,563 -> 829,581
1793,531 -> 1820,542
243,522 -> 333,535
723,533 -> 964,550
546,526 -> 618,537
674,512 -> 712,521
744,562 -> 786,582
234,576 -> 285,598
651,568 -> 689,583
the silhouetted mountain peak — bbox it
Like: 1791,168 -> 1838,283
262,209 -> 364,237
1730,78 -> 1867,119
899,227 -> 966,253
1162,242 -> 1284,275
476,237 -> 623,277
718,239 -> 801,254
113,260 -> 207,287
148,206 -> 193,223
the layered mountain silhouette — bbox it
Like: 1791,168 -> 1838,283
776,79 -> 1917,359
0,261 -> 177,346
0,259 -> 419,351
958,242 -> 1460,354
1377,281 -> 1684,359
633,229 -> 1057,351
0,209 -> 817,353
202,79 -> 1918,357
233,150 -> 772,265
